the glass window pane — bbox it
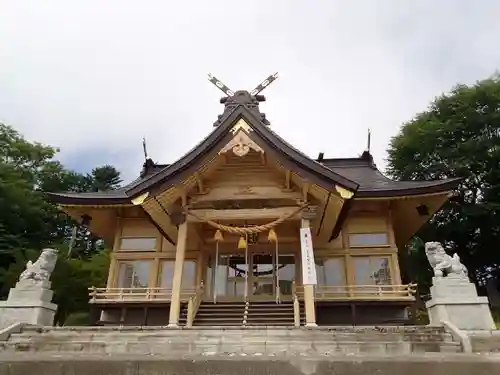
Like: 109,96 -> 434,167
117,261 -> 151,289
120,237 -> 157,251
205,260 -> 212,297
349,233 -> 388,247
215,263 -> 228,296
182,261 -> 196,290
353,257 -> 372,285
353,256 -> 392,289
277,255 -> 295,296
324,258 -> 346,286
315,259 -> 326,286
159,261 -> 175,289
159,260 -> 197,291
371,257 -> 392,285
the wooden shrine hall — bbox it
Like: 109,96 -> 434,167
48,73 -> 461,327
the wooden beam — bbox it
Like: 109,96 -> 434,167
180,187 -> 188,207
315,192 -> 331,237
284,170 -> 291,190
189,185 -> 302,204
302,183 -> 310,202
142,207 -> 176,245
205,234 -> 298,244
187,206 -> 302,222
142,198 -> 178,245
194,172 -> 205,194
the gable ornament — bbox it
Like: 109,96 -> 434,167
219,130 -> 264,157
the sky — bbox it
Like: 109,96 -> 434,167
1,0 -> 500,183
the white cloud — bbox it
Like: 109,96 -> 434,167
1,0 -> 499,182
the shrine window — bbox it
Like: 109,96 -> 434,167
159,260 -> 196,291
348,233 -> 389,247
315,257 -> 346,286
116,260 -> 152,289
119,237 -> 157,251
352,256 -> 392,286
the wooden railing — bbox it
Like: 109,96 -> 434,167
88,287 -> 197,303
293,283 -> 416,301
186,281 -> 205,328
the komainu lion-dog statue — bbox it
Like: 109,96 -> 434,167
19,248 -> 58,284
424,241 -> 468,278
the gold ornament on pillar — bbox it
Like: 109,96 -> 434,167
213,229 -> 223,304
237,236 -> 247,249
267,228 -> 277,242
267,228 -> 281,302
214,229 -> 224,242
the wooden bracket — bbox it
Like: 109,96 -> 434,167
194,172 -> 205,194
181,188 -> 188,208
260,152 -> 266,166
302,183 -> 310,202
285,170 -> 291,190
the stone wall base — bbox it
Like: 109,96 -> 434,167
0,302 -> 56,328
0,281 -> 57,328
426,277 -> 496,330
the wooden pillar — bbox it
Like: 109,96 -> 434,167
301,206 -> 318,327
168,218 -> 188,327
106,254 -> 118,288
196,250 -> 204,286
106,215 -> 122,288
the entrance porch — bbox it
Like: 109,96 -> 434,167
89,214 -> 416,327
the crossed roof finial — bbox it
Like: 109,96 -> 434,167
207,72 -> 279,97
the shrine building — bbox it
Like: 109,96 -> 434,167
48,74 -> 460,327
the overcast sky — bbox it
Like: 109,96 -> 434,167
1,1 -> 499,183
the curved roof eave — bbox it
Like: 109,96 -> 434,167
46,192 -> 131,206
354,177 -> 462,198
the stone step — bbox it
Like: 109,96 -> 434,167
246,317 -> 294,322
246,311 -> 299,316
195,310 -> 243,315
197,310 -> 244,316
15,327 -> 452,337
16,326 -> 451,336
19,325 -> 448,333
200,302 -> 246,308
0,338 -> 462,355
6,333 -> 458,344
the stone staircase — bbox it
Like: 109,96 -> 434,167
245,301 -> 304,326
178,303 -> 189,326
193,302 -> 246,326
0,325 -> 463,355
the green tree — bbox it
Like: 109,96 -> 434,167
0,124 -> 60,261
89,165 -> 122,191
387,75 -> 500,290
0,122 -> 119,322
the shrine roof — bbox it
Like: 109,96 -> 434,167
48,76 -> 460,206
48,148 -> 460,205
318,152 -> 461,197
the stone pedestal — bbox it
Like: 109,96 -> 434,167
426,277 -> 496,330
0,280 -> 57,328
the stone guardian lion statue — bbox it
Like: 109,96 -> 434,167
19,248 -> 58,284
424,241 -> 468,278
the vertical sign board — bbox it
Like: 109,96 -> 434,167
300,227 -> 317,285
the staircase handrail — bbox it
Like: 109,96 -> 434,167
187,281 -> 205,327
